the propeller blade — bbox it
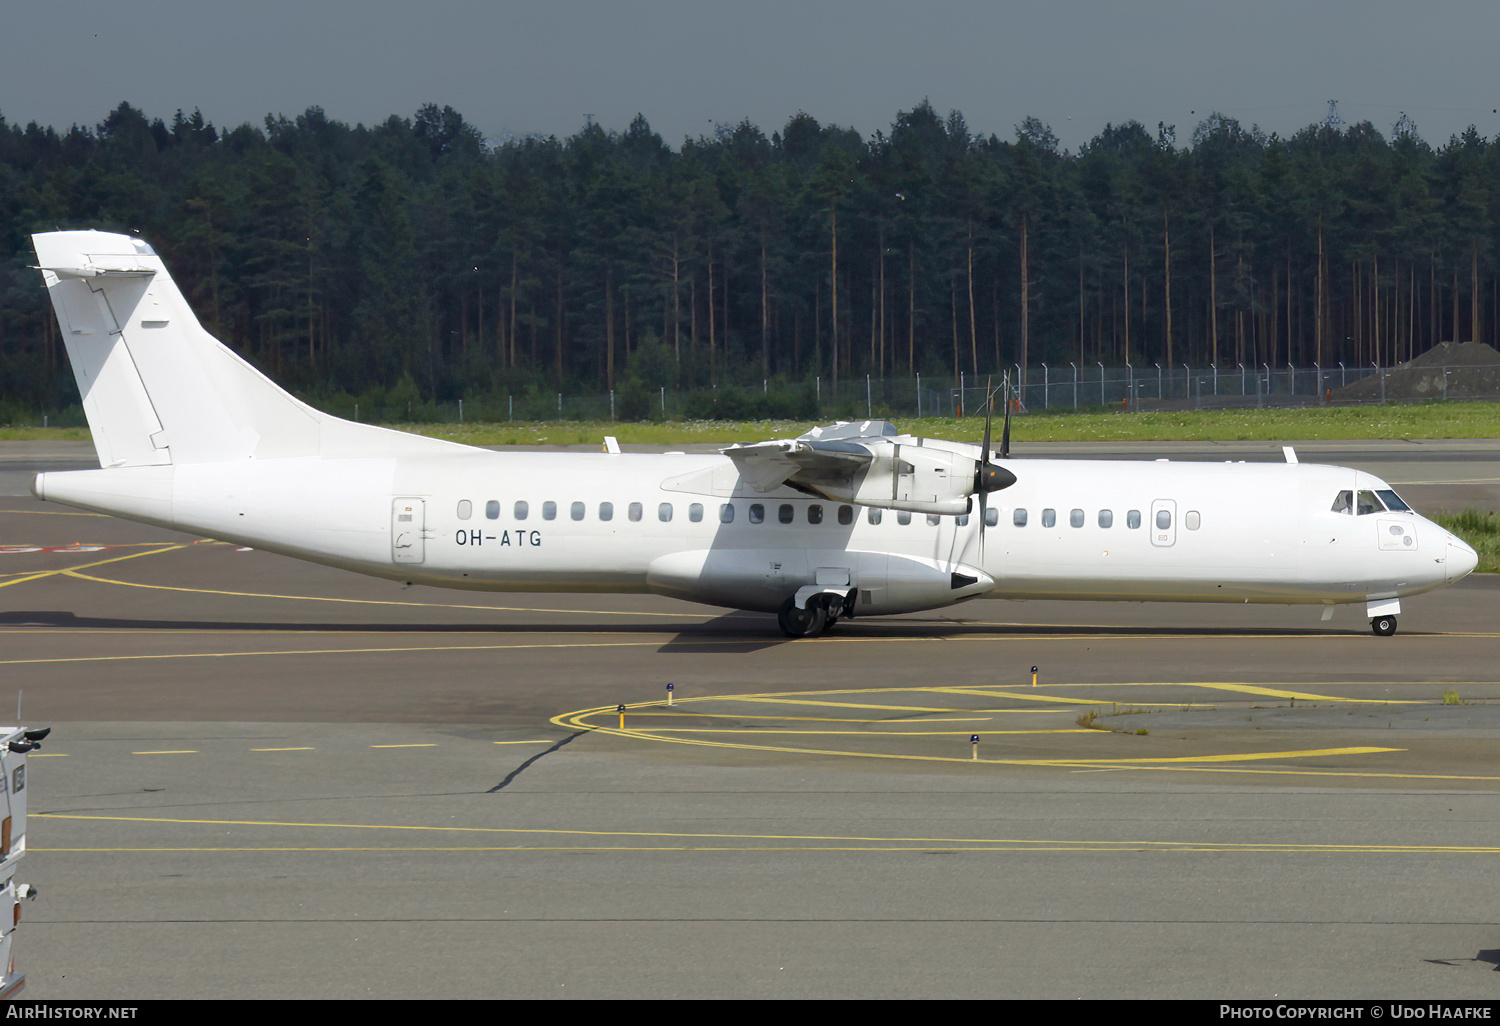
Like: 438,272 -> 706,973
1000,371 -> 1013,459
978,378 -> 993,554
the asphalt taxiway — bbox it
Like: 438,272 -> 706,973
3,440 -> 1500,999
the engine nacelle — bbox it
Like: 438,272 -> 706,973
809,443 -> 977,515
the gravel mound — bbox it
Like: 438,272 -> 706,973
1334,342 -> 1500,400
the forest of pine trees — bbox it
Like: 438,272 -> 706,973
2,99 -> 1498,419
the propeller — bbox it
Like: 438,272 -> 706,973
974,375 -> 1017,554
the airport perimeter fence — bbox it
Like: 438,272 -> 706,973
385,361 -> 1499,424
14,361 -> 1498,429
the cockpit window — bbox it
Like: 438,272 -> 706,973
1376,489 -> 1411,512
1331,490 -> 1353,515
1356,490 -> 1385,515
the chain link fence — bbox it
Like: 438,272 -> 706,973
15,362 -> 1498,427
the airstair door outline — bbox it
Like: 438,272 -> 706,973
392,498 -> 426,564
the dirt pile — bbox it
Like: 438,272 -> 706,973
1334,341 -> 1500,401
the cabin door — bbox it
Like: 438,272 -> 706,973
392,498 -> 426,564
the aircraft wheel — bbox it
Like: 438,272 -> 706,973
1371,615 -> 1397,637
777,597 -> 827,638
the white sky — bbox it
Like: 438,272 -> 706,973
4,1 -> 1499,150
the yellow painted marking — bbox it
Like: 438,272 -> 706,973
492,740 -> 553,745
1172,681 -> 1425,704
29,753 -> 68,758
634,729 -> 1095,736
0,640 -> 666,668
61,570 -> 703,618
934,687 -> 1112,706
622,711 -> 1002,723
728,697 -> 1010,714
33,812 -> 1500,853
0,545 -> 188,590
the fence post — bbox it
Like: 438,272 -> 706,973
916,373 -> 922,418
867,374 -> 872,418
1376,362 -> 1384,404
1071,362 -> 1078,408
1239,363 -> 1245,395
1042,363 -> 1048,410
1098,362 -> 1104,405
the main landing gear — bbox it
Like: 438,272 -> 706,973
1370,615 -> 1397,637
777,593 -> 854,638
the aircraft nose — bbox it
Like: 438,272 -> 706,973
1446,534 -> 1478,583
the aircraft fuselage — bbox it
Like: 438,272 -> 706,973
33,449 -> 1470,618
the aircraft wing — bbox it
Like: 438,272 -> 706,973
720,437 -> 873,492
721,420 -> 1012,515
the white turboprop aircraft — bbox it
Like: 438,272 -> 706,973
27,230 -> 1478,637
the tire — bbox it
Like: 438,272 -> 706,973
777,597 -> 827,638
1371,615 -> 1397,637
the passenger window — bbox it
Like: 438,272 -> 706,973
897,511 -> 912,525
1376,489 -> 1411,511
1042,508 -> 1056,528
838,505 -> 854,525
599,502 -> 614,521
1331,490 -> 1353,515
808,505 -> 823,524
720,503 -> 735,524
926,514 -> 941,526
1070,508 -> 1084,528
956,514 -> 969,526
628,502 -> 643,522
1356,490 -> 1384,516
1012,508 -> 1027,527
749,503 -> 765,524
457,500 -> 472,520
543,501 -> 557,521
984,507 -> 999,527
1098,509 -> 1113,528
514,500 -> 529,521
1185,511 -> 1201,530
658,502 -> 673,522
1156,509 -> 1172,530
571,501 -> 585,521
689,503 -> 704,523
867,507 -> 883,525
778,504 -> 794,524
483,500 -> 498,520
1127,510 -> 1141,529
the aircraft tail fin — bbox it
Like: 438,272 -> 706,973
32,230 -> 455,468
33,230 -> 326,467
